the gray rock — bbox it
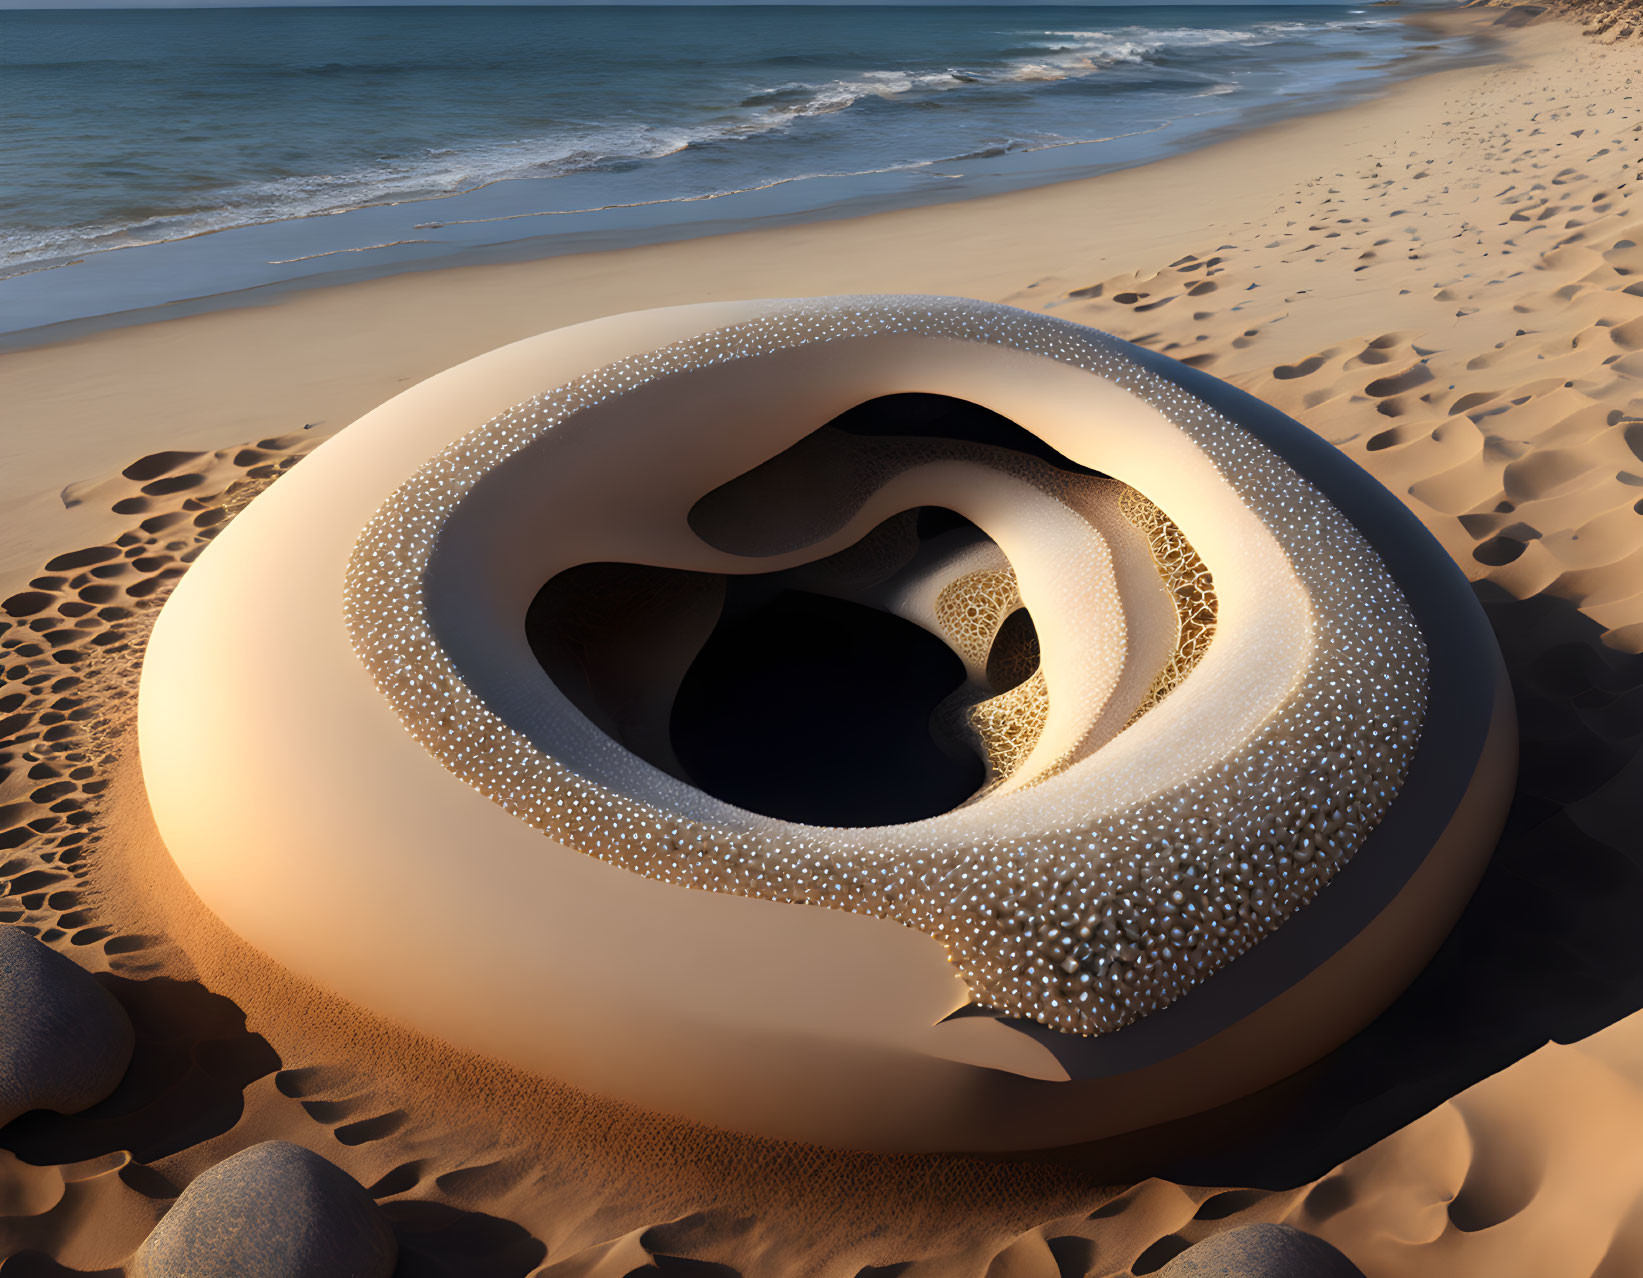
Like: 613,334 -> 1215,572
0,924 -> 135,1126
134,1141 -> 396,1278
1160,1223 -> 1366,1278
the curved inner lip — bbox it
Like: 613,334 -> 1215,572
517,391 -> 1209,828
525,516 -> 1009,829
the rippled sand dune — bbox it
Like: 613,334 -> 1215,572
4,11 -> 1643,1276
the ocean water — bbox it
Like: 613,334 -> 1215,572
0,4 -> 1482,332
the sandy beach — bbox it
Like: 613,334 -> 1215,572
6,7 -> 1643,1274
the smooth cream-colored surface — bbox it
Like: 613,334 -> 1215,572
139,298 -> 1499,1150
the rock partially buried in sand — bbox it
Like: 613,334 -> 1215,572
1160,1224 -> 1365,1277
142,296 -> 1516,1151
0,925 -> 134,1127
133,1141 -> 396,1278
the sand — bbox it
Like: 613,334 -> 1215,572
4,8 -> 1643,1274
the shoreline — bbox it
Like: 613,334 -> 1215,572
0,8 -> 1511,585
0,4 -> 1497,348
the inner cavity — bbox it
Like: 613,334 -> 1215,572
524,392 -> 1218,825
526,509 -> 1009,827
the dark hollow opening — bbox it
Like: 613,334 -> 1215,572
525,510 -> 1005,828
669,584 -> 981,827
523,388 -> 1094,829
987,607 -> 1041,694
826,392 -> 1104,478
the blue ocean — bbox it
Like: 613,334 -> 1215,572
0,4 -> 1482,331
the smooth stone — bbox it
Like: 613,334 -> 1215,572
0,924 -> 135,1126
134,1141 -> 396,1278
1160,1223 -> 1366,1278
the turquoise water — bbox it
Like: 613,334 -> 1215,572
0,5 -> 1483,332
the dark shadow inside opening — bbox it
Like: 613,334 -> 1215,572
987,608 -> 1041,694
826,392 -> 1104,479
524,513 -> 1008,826
670,584 -> 981,827
686,393 -> 1106,556
525,554 -> 986,829
523,389 -> 1090,827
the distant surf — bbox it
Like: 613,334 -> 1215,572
0,3 -> 1488,332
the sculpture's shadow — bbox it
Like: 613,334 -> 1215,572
1073,582 -> 1643,1187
